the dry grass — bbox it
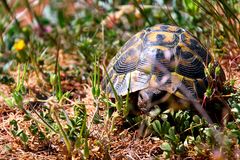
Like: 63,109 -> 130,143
0,44 -> 239,159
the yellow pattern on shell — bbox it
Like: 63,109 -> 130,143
146,32 -> 176,43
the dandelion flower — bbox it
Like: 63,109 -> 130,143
13,39 -> 26,51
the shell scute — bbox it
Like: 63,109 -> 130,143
180,32 -> 212,64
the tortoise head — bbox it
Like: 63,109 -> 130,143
137,86 -> 192,113
137,88 -> 169,113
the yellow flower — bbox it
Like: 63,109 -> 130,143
13,39 -> 26,51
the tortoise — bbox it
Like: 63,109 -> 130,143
101,24 -> 225,114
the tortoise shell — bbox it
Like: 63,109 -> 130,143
101,24 -> 224,109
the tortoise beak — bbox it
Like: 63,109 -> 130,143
138,90 -> 153,113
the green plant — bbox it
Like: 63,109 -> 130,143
10,119 -> 29,147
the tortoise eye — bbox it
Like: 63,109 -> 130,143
139,92 -> 144,100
